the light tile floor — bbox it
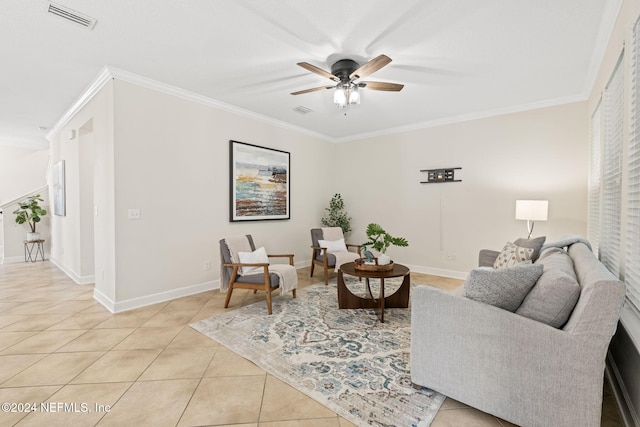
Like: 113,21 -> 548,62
0,261 -> 622,426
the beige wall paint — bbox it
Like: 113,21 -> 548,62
0,145 -> 49,204
111,80 -> 335,304
49,81 -> 115,290
336,102 -> 588,275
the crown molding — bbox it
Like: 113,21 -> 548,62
46,65 -> 335,144
334,93 -> 587,143
46,66 -> 113,142
46,65 -> 591,146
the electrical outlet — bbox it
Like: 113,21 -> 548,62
451,253 -> 457,261
204,261 -> 212,271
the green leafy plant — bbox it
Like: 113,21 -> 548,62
13,194 -> 47,233
362,223 -> 409,254
321,193 -> 352,234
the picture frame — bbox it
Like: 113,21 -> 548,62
230,140 -> 290,221
53,160 -> 66,216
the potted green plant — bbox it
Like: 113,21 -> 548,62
321,193 -> 352,235
13,194 -> 47,242
362,223 -> 409,265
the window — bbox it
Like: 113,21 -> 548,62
589,103 -> 602,257
626,18 -> 640,311
600,55 -> 624,278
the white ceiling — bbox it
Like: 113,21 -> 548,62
0,0 -> 621,149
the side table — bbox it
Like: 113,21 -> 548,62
24,239 -> 45,263
337,261 -> 410,323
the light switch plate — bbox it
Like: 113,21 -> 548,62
128,209 -> 141,220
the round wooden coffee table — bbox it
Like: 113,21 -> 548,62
337,262 -> 410,323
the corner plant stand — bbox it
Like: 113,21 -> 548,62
24,239 -> 45,262
337,261 -> 410,323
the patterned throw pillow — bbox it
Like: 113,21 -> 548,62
493,242 -> 535,269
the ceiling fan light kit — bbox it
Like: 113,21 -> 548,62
292,54 -> 403,110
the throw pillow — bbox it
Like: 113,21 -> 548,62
464,263 -> 544,312
493,242 -> 535,268
516,269 -> 581,328
514,236 -> 546,262
238,246 -> 269,275
318,238 -> 348,253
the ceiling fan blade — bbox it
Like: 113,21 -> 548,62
297,62 -> 340,82
361,81 -> 404,91
349,54 -> 392,80
291,86 -> 334,95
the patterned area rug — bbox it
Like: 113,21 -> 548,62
191,278 -> 444,427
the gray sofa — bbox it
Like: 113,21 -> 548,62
410,241 -> 625,427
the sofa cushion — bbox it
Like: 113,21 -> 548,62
516,269 -> 580,328
493,242 -> 535,268
535,248 -> 577,280
514,236 -> 546,262
464,263 -> 544,312
513,247 -> 581,328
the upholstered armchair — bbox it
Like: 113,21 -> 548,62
219,235 -> 297,315
310,227 -> 361,285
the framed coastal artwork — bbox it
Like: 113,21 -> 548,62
229,140 -> 290,221
53,160 -> 66,216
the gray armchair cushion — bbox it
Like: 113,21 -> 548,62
478,249 -> 500,267
311,228 -> 337,265
236,272 -> 280,287
464,263 -> 544,312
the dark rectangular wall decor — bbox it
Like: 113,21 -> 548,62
420,167 -> 461,183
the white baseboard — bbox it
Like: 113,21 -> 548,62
49,257 -> 95,285
403,263 -> 468,280
2,255 -> 26,264
94,279 -> 220,313
300,258 -> 467,280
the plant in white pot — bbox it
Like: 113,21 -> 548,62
13,194 -> 47,242
362,223 -> 409,265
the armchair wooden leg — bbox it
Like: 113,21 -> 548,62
323,265 -> 329,285
224,284 -> 234,308
310,261 -> 315,277
292,289 -> 297,299
265,289 -> 273,315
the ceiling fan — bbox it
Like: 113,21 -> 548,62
291,54 -> 404,108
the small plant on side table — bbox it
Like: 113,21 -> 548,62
13,194 -> 47,241
362,223 -> 409,265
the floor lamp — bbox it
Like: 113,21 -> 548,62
515,200 -> 548,239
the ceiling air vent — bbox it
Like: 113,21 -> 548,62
46,2 -> 97,29
294,106 -> 313,114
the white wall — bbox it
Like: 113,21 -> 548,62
109,80 -> 336,308
49,81 -> 114,287
335,102 -> 589,276
0,145 -> 49,204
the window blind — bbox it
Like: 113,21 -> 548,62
589,103 -> 602,257
601,55 -> 623,278
627,19 -> 640,310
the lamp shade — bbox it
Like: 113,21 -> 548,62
515,200 -> 548,221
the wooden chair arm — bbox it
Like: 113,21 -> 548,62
346,243 -> 362,255
223,262 -> 269,268
267,253 -> 295,266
